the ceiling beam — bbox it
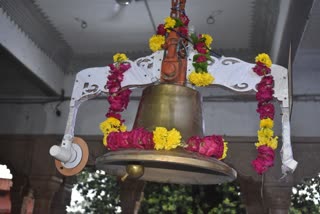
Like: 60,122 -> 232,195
0,8 -> 64,95
270,0 -> 314,66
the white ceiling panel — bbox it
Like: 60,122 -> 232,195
34,0 -> 254,54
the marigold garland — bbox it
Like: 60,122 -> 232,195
153,127 -> 181,150
251,53 -> 278,175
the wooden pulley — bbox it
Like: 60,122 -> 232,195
55,137 -> 89,176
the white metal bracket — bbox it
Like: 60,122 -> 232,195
49,50 -> 297,175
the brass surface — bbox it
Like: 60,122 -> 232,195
97,84 -> 236,184
121,164 -> 145,181
96,149 -> 237,185
133,84 -> 204,141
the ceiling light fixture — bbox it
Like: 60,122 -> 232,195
116,0 -> 132,5
206,10 -> 223,25
206,15 -> 215,24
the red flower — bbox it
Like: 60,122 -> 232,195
253,62 -> 271,76
105,112 -> 122,121
108,95 -> 125,112
107,132 -> 130,150
194,42 -> 207,54
256,87 -> 274,102
119,63 -> 131,72
179,26 -> 188,37
129,128 -> 154,149
252,146 -> 275,174
198,135 -> 224,158
195,55 -> 207,63
257,103 -> 275,120
260,76 -> 274,86
180,14 -> 190,26
252,158 -> 268,174
186,136 -> 201,152
157,24 -> 166,36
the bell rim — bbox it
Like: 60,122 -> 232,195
96,149 -> 237,185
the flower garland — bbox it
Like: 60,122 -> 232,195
251,53 -> 278,174
188,34 -> 214,86
100,53 -> 228,160
149,15 -> 214,87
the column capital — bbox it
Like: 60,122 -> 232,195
29,175 -> 63,199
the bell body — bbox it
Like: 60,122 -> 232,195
96,84 -> 237,185
133,84 -> 204,141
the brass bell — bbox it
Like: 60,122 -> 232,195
96,84 -> 236,184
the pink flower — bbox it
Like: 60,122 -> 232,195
108,95 -> 125,112
179,26 -> 188,36
157,24 -> 166,36
256,87 -> 274,102
107,132 -> 130,150
195,55 -> 207,63
180,14 -> 190,26
119,63 -> 131,72
198,135 -> 224,158
252,158 -> 268,174
186,136 -> 201,152
252,146 -> 275,174
253,62 -> 271,76
260,76 -> 274,86
105,112 -> 122,121
257,103 -> 275,119
194,42 -> 207,54
118,89 -> 132,109
129,128 -> 154,149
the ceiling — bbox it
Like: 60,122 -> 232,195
33,0 -> 253,54
0,0 -> 319,98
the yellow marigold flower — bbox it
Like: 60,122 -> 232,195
260,118 -> 274,129
268,136 -> 278,150
255,136 -> 278,150
219,141 -> 228,160
165,128 -> 182,150
149,35 -> 165,52
153,127 -> 182,150
103,134 -> 108,146
188,71 -> 214,87
202,34 -> 213,47
153,127 -> 168,150
257,128 -> 274,139
255,53 -> 272,68
113,53 -> 128,63
164,17 -> 176,30
99,117 -> 124,134
120,124 -> 127,132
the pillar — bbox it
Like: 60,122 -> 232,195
120,179 -> 145,214
263,174 -> 293,214
29,176 -> 62,214
238,175 -> 267,214
50,177 -> 75,214
10,175 -> 29,214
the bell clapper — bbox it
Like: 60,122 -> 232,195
121,164 -> 144,182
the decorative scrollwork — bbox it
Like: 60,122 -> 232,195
208,57 -> 216,65
136,58 -> 154,69
222,59 -> 240,65
81,82 -> 99,95
231,83 -> 249,90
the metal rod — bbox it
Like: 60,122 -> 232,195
143,0 -> 156,33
